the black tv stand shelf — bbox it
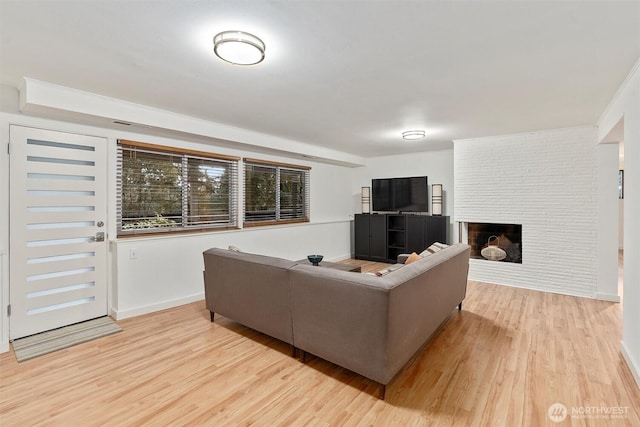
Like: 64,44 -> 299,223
354,213 -> 448,263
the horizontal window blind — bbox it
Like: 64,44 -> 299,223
279,167 -> 308,220
243,164 -> 277,222
243,159 -> 310,226
117,140 -> 239,236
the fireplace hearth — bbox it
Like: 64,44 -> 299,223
466,222 -> 522,263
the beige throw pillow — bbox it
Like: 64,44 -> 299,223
419,242 -> 449,257
405,252 -> 421,265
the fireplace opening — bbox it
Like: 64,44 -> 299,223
467,222 -> 522,263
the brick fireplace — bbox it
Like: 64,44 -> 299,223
454,127 -> 601,297
465,222 -> 522,263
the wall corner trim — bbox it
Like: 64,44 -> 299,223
598,56 -> 640,127
621,340 -> 640,390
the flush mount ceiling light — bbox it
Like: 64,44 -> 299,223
402,130 -> 426,140
213,31 -> 265,65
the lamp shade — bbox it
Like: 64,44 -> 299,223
213,31 -> 265,65
432,184 -> 443,216
361,186 -> 371,214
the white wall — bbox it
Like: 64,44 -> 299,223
596,142 -> 621,301
454,127 -> 608,299
351,149 -> 455,243
0,90 -> 356,351
112,221 -> 351,319
598,58 -> 640,388
619,198 -> 624,250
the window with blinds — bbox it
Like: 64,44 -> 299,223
117,140 -> 239,236
243,159 -> 310,226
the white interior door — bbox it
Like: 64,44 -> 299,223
9,125 -> 108,339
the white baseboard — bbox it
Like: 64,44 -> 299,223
596,292 -> 621,303
621,340 -> 640,389
0,340 -> 9,354
111,293 -> 204,320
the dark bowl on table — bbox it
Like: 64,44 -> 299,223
307,255 -> 323,265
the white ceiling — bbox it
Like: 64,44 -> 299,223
1,0 -> 638,157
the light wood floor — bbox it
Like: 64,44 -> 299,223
1,259 -> 639,426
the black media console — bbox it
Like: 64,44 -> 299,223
354,213 -> 449,263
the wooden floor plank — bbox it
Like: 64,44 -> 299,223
1,258 -> 639,426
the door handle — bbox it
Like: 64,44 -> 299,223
93,232 -> 105,242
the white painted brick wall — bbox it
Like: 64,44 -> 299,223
454,127 -> 598,297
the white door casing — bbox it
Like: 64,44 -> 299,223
9,125 -> 108,339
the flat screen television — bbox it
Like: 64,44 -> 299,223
372,176 -> 428,212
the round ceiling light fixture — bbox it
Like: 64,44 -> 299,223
213,30 -> 265,65
402,130 -> 426,140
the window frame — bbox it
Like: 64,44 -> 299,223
243,158 -> 310,227
117,140 -> 240,237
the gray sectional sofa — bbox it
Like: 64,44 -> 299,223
202,243 -> 470,398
